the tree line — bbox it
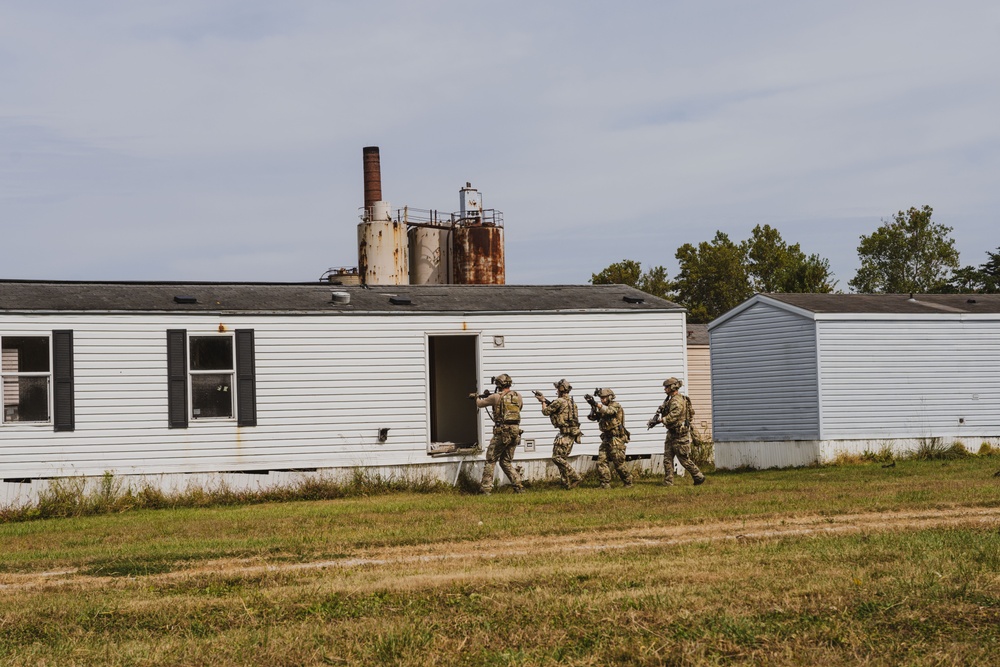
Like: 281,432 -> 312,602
592,205 -> 999,323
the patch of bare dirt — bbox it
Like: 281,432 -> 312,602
2,506 -> 998,592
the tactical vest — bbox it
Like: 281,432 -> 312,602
549,397 -> 580,430
667,394 -> 694,433
498,391 -> 523,425
599,402 -> 625,435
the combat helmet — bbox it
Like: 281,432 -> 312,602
663,377 -> 683,390
596,387 -> 615,400
553,378 -> 573,393
492,373 -> 513,389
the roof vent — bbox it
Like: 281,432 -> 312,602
173,295 -> 198,304
389,296 -> 412,306
623,295 -> 644,304
331,291 -> 351,305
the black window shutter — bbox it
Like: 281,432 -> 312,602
52,330 -> 75,432
235,329 -> 257,427
167,329 -> 188,429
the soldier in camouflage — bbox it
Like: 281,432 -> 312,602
650,377 -> 705,486
534,379 -> 583,489
471,373 -> 525,495
585,388 -> 634,489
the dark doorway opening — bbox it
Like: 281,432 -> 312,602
428,335 -> 479,451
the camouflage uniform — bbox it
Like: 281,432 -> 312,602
477,388 -> 524,493
589,391 -> 634,488
541,391 -> 583,488
658,388 -> 705,486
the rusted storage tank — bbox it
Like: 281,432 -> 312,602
358,214 -> 408,286
453,223 -> 505,284
409,225 -> 452,285
357,146 -> 408,285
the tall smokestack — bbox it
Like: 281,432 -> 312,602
362,146 -> 382,212
357,145 -> 407,285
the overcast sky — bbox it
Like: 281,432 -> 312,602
2,1 -> 999,289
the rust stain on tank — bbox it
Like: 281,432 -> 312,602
453,225 -> 505,284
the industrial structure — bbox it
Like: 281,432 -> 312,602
349,146 -> 505,287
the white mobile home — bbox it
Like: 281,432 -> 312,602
1,281 -> 687,504
709,293 -> 1000,469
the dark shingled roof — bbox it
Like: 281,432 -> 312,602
763,293 -> 1000,314
687,323 -> 709,345
0,281 -> 684,314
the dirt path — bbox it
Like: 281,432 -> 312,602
3,505 -> 998,592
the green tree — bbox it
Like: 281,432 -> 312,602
673,231 -> 750,323
590,260 -> 674,299
742,224 -> 837,293
590,260 -> 642,287
592,227 -> 835,322
849,205 -> 960,293
945,247 -> 1000,293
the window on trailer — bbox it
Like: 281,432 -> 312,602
1,336 -> 50,423
189,336 -> 234,419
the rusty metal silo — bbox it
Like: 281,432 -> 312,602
357,146 -> 408,285
452,183 -> 504,284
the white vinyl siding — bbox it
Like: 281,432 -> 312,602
710,302 -> 819,441
818,318 -> 1000,439
0,311 -> 685,478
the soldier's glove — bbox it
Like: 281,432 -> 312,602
647,418 -> 659,430
584,394 -> 596,406
467,392 -> 478,400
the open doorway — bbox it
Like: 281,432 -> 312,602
427,334 -> 479,453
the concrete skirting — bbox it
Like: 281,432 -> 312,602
0,454 -> 676,508
715,436 -> 1000,470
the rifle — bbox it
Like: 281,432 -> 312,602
532,390 -> 550,407
469,388 -> 499,425
646,404 -> 665,430
583,390 -> 599,422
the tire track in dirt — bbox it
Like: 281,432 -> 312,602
3,505 -> 998,592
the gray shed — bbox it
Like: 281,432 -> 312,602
708,293 -> 1000,469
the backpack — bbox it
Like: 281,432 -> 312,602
683,395 -> 695,431
499,391 -> 523,424
567,397 -> 580,428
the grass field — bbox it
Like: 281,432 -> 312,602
2,457 -> 999,666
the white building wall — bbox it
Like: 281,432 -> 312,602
710,302 -> 820,444
817,318 -> 1000,440
0,310 -> 685,480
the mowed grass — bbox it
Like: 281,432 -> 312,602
2,457 -> 999,666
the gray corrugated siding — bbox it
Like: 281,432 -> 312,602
818,319 -> 1000,438
0,311 -> 686,478
711,302 -> 819,441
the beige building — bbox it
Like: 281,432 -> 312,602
686,323 -> 712,440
